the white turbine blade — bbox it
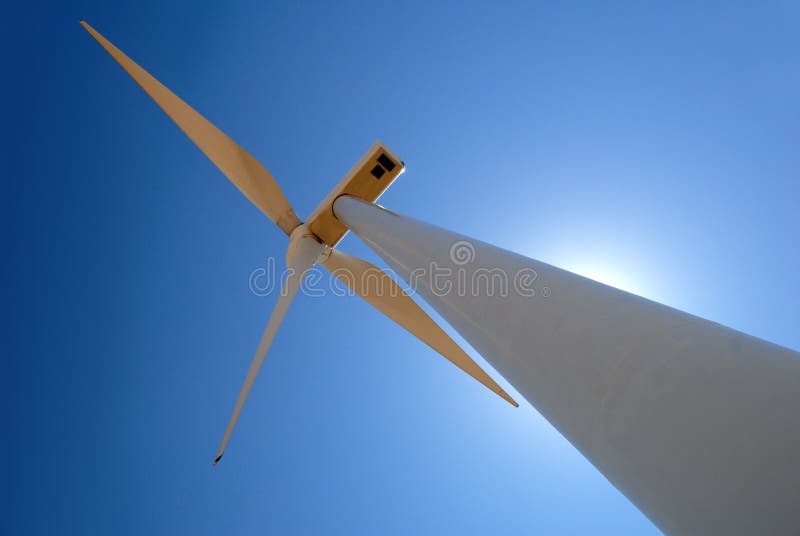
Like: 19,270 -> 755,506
214,238 -> 323,465
80,21 -> 301,235
322,250 -> 518,407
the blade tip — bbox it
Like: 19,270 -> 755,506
79,20 -> 94,35
505,393 -> 519,407
213,454 -> 223,466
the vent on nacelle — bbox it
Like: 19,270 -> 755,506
370,153 -> 397,179
370,164 -> 386,179
377,153 -> 396,171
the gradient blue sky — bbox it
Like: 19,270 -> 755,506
7,1 -> 800,534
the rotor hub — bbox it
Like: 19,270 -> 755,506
286,223 -> 328,266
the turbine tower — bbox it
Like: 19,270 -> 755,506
332,195 -> 800,535
82,21 -> 800,535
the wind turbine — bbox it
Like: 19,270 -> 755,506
82,22 -> 800,535
79,21 -> 518,466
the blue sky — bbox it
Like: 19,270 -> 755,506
7,1 -> 800,534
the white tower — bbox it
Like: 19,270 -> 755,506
334,195 -> 800,535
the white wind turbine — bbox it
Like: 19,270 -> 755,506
82,22 -> 800,535
79,21 -> 518,467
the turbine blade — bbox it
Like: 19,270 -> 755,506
214,238 -> 323,465
80,21 -> 302,235
322,250 -> 518,407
